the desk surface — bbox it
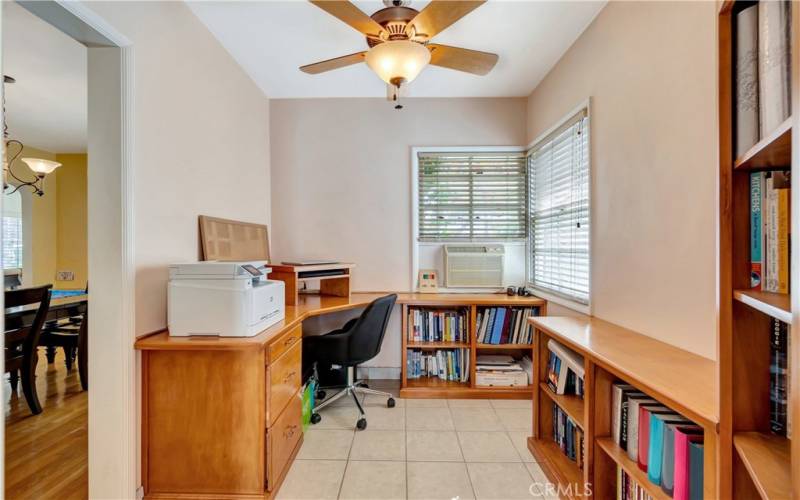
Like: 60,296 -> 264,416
135,292 -> 388,351
135,291 -> 545,351
530,315 -> 718,426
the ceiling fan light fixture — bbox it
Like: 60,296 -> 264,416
365,40 -> 430,85
21,158 -> 61,176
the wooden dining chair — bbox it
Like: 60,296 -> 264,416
40,308 -> 88,391
5,284 -> 52,415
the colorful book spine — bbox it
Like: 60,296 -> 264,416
777,186 -> 789,293
673,429 -> 703,500
750,172 -> 763,290
689,441 -> 704,500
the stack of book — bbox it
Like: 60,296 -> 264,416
611,383 -> 703,499
616,467 -> 654,500
406,348 -> 469,383
750,171 -> 791,293
734,1 -> 791,157
476,306 -> 539,345
407,308 -> 467,343
475,354 -> 530,387
546,339 -> 585,397
553,404 -> 584,469
771,318 -> 792,437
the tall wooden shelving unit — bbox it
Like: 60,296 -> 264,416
718,2 -> 799,498
398,294 -> 546,399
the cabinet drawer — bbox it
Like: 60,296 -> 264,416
266,391 -> 302,491
267,341 -> 301,425
269,324 -> 301,363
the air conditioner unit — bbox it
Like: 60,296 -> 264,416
443,245 -> 505,288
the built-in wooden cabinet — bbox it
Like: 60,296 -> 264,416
717,2 -> 798,497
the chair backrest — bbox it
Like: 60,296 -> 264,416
345,294 -> 397,365
5,285 -> 53,366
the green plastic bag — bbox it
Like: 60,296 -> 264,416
301,377 -> 318,431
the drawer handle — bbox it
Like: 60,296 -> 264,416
284,424 -> 298,439
284,336 -> 297,347
283,371 -> 297,383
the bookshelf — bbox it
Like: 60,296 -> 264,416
528,316 -> 719,500
718,1 -> 798,498
398,293 -> 546,399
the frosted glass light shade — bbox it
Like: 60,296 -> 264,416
365,40 -> 431,85
21,157 -> 61,175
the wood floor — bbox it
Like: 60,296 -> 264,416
5,349 -> 87,500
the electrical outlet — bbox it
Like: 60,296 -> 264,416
57,270 -> 75,281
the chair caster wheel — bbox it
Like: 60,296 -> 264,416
357,382 -> 369,388
387,398 -> 396,408
310,413 -> 321,424
356,418 -> 367,430
315,390 -> 326,400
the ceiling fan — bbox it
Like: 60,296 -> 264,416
300,0 -> 498,108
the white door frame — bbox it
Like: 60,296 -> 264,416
9,2 -> 138,497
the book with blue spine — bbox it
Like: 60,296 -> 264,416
491,308 -> 506,344
647,412 -> 690,485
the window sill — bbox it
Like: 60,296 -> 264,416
527,287 -> 590,316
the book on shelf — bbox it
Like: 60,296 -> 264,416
546,339 -> 585,397
674,428 -> 704,500
758,0 -> 792,139
611,382 -> 704,499
475,354 -> 531,387
475,306 -> 539,344
406,348 -> 469,383
552,404 -> 584,468
617,466 -> 655,500
647,413 -> 690,486
735,3 -> 760,157
750,171 -> 791,293
407,308 -> 467,343
770,318 -> 792,436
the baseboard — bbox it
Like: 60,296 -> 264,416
357,367 -> 401,380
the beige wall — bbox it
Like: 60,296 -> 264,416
86,1 -> 271,335
270,97 -> 527,291
526,1 -> 717,359
55,153 -> 87,290
270,97 -> 526,368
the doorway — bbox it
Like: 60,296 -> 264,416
2,1 -> 135,497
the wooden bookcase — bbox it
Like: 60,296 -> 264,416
528,316 -> 719,500
717,2 -> 798,498
398,293 -> 546,399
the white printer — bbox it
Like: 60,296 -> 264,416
168,261 -> 285,337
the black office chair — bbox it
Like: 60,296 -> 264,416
304,294 -> 397,430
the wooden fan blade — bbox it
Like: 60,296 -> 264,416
300,51 -> 367,74
406,0 -> 485,39
428,44 -> 498,75
309,1 -> 385,37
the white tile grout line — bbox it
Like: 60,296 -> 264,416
449,403 -> 480,500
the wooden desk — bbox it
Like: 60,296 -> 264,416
135,293 -> 386,500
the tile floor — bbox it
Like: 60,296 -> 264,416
277,383 -> 558,500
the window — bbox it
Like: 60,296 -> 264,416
417,151 -> 527,241
3,190 -> 23,270
527,109 -> 590,304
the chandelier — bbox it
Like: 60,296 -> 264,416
3,75 -> 61,196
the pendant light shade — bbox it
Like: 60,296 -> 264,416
365,40 -> 431,85
21,158 -> 61,176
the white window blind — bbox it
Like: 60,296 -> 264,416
3,189 -> 23,270
417,152 -> 527,241
528,110 -> 590,304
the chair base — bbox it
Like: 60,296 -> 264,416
311,366 -> 395,430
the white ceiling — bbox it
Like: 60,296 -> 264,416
187,0 -> 607,99
2,1 -> 87,153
